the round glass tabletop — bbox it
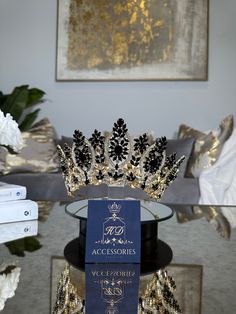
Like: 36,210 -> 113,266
65,199 -> 173,223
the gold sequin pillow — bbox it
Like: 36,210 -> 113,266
178,115 -> 234,177
0,118 -> 59,174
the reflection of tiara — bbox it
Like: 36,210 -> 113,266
57,119 -> 184,200
52,263 -> 182,314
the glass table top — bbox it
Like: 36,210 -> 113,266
65,200 -> 174,223
0,202 -> 236,314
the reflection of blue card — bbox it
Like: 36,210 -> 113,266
85,200 -> 140,263
85,264 -> 140,314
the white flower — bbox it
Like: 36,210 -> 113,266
0,266 -> 21,311
0,110 -> 23,152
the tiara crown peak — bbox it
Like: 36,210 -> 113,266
57,119 -> 185,200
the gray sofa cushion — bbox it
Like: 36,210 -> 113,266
160,177 -> 200,204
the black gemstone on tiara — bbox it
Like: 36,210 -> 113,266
109,119 -> 129,164
96,170 -> 104,181
73,130 -> 92,171
130,155 -> 140,166
127,172 -> 136,181
63,143 -> 71,158
134,133 -> 149,154
89,129 -> 105,164
143,137 -> 167,174
89,129 -> 104,148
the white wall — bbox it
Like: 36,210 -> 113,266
0,0 -> 236,138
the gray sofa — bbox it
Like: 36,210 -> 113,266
0,137 -> 200,204
0,173 -> 199,204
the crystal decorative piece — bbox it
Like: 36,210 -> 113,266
57,119 -> 185,201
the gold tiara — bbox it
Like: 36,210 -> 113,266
57,119 -> 184,200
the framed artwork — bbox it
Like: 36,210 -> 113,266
56,0 -> 209,81
51,257 -> 202,313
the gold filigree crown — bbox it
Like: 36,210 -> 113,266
57,119 -> 185,200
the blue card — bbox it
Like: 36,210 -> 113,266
85,264 -> 140,314
85,200 -> 140,263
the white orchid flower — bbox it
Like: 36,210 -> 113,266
0,110 -> 23,152
0,265 -> 21,311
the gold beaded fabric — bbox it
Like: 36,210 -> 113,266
178,115 -> 234,178
0,118 -> 59,175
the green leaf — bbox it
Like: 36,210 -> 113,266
26,88 -> 45,108
24,237 -> 42,252
5,237 -> 42,257
5,239 -> 26,257
2,85 -> 29,121
0,92 -> 8,110
19,108 -> 41,131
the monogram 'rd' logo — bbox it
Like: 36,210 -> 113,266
95,202 -> 133,245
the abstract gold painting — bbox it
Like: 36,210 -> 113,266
56,0 -> 208,80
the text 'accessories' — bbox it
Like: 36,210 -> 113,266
53,263 -> 182,314
57,119 -> 184,200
